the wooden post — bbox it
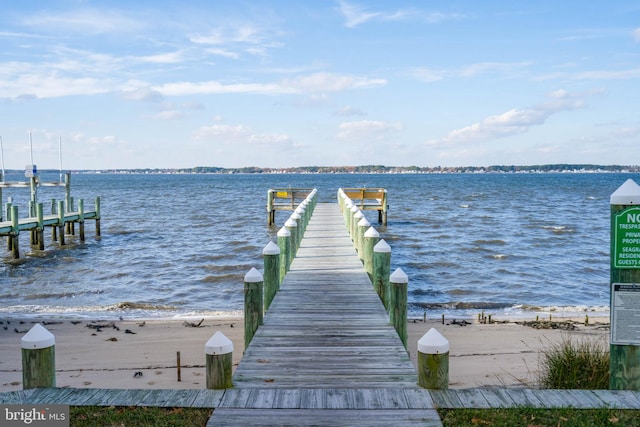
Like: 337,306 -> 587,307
78,199 -> 85,242
266,189 -> 275,225
417,328 -> 449,389
373,239 -> 391,309
57,200 -> 65,246
285,217 -> 298,261
10,205 -> 19,259
353,210 -> 364,252
244,267 -> 263,349
349,205 -> 358,240
381,190 -> 388,225
205,331 -> 233,389
36,203 -> 44,250
21,324 -> 56,389
95,196 -> 101,238
390,268 -> 408,349
610,179 -> 640,390
277,226 -> 291,282
357,218 -> 370,260
291,212 -> 302,247
295,205 -> 306,235
352,210 -> 363,244
364,227 -> 379,280
263,241 -> 280,312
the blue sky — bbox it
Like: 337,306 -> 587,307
1,1 -> 639,169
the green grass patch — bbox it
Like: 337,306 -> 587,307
439,408 -> 640,427
70,406 -> 212,427
538,335 -> 609,389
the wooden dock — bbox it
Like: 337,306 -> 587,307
210,202 -> 440,425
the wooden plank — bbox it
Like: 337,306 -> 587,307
208,408 -> 443,427
454,388 -> 491,408
477,388 -> 517,408
190,390 -> 225,408
592,390 -> 640,409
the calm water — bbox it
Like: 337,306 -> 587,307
1,172 -> 637,320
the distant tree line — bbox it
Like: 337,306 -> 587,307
21,164 -> 638,175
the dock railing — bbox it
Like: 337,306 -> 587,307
266,188 -> 315,225
340,187 -> 388,224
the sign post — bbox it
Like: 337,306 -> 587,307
610,179 -> 640,390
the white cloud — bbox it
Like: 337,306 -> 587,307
155,72 -> 385,96
337,1 -> 383,28
337,120 -> 403,141
459,61 -> 531,77
408,67 -> 444,82
427,90 -> 585,147
192,124 -> 292,147
21,9 -> 143,35
334,106 -> 366,117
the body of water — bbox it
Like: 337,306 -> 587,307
1,172 -> 636,320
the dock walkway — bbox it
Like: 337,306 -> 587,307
209,202 -> 438,424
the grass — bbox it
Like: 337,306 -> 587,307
439,408 -> 640,427
70,406 -> 212,427
538,335 -> 609,389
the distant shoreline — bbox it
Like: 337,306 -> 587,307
3,164 -> 639,175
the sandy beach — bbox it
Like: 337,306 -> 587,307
0,314 -> 610,392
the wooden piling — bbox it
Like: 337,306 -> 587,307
11,205 -> 19,259
205,331 -> 233,389
610,179 -> 640,390
390,268 -> 408,349
285,217 -> 298,261
57,200 -> 65,246
277,226 -> 291,282
357,217 -> 370,260
363,226 -> 380,280
79,199 -> 85,241
244,268 -> 263,349
36,203 -> 44,250
95,197 -> 101,237
263,241 -> 280,312
373,239 -> 391,309
353,210 -> 364,246
21,324 -> 56,389
417,328 -> 449,389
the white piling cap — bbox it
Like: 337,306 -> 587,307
390,267 -> 408,284
263,241 -> 280,255
350,205 -> 359,213
295,206 -> 305,214
374,239 -> 391,253
21,324 -> 55,349
358,218 -> 370,227
345,201 -> 353,208
418,328 -> 449,354
611,179 -> 640,205
291,212 -> 301,220
277,226 -> 291,237
244,267 -> 263,283
364,227 -> 380,238
205,331 -> 233,355
284,218 -> 298,228
354,211 -> 364,219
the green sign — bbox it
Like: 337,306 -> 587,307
614,207 -> 640,268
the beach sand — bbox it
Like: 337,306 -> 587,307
0,314 -> 610,392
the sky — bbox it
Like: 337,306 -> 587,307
0,1 -> 639,170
